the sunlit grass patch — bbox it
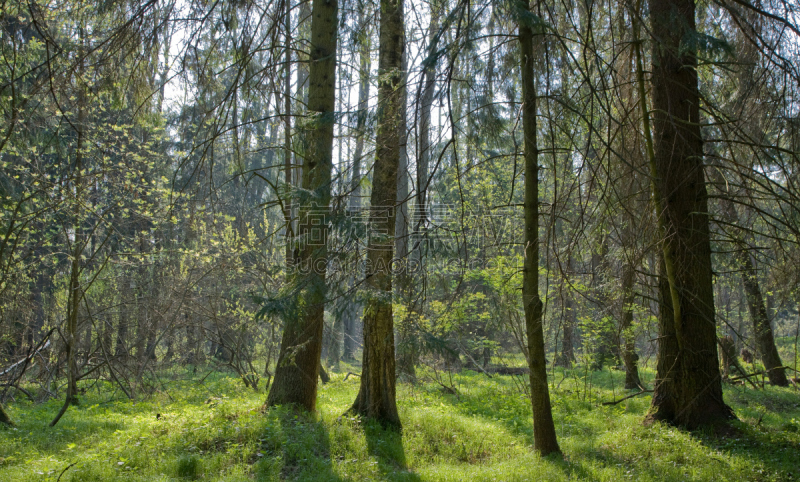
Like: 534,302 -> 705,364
1,365 -> 798,481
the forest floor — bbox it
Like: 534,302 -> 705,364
0,363 -> 799,481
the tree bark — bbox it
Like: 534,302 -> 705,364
266,0 -> 338,412
518,0 -> 560,456
343,3 -> 371,362
555,254 -> 576,368
0,403 -> 11,425
620,264 -> 642,389
639,0 -> 734,427
712,9 -> 789,387
283,0 -> 295,269
349,0 -> 404,429
394,50 -> 414,379
737,248 -> 788,385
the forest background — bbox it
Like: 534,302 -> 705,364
1,0 -> 800,479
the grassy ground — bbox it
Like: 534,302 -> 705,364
1,364 -> 799,481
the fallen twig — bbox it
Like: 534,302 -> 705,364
728,371 -> 765,382
601,389 -> 653,406
56,462 -> 77,482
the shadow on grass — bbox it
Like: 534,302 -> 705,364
0,402 -> 125,457
258,409 -> 347,482
425,371 -> 800,480
430,375 -> 611,451
363,421 -> 420,481
693,407 -> 800,480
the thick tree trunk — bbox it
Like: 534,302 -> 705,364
518,0 -> 560,456
349,0 -> 404,429
266,0 -> 338,412
639,0 -> 734,427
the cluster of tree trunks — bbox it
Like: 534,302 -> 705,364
256,0 -> 787,449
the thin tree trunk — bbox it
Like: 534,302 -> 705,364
716,6 -> 789,387
51,49 -> 87,426
555,253 -> 576,368
738,252 -> 787,385
637,0 -> 734,427
343,4 -> 371,362
283,0 -> 295,268
518,0 -> 560,456
590,235 -> 617,369
349,0 -> 404,429
115,277 -> 130,359
620,264 -> 642,389
394,49 -> 414,378
709,167 -> 788,386
266,0 -> 338,412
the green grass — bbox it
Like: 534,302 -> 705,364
1,365 -> 799,481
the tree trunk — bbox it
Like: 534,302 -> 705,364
328,315 -> 342,370
266,0 -> 338,412
555,254 -> 576,368
719,335 -> 736,377
349,0 -> 404,429
0,403 -> 11,425
639,0 -> 734,427
51,50 -> 87,426
343,4 -> 371,362
283,0 -> 294,268
620,264 -> 642,389
394,50 -> 414,379
738,250 -> 788,385
711,175 -> 788,386
590,235 -> 617,369
713,4 -> 788,387
518,0 -> 560,456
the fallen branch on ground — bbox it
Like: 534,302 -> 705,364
601,389 -> 653,406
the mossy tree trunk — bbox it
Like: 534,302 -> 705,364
518,0 -> 560,456
266,0 -> 338,412
638,0 -> 734,427
349,0 -> 404,430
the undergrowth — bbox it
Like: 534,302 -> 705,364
1,364 -> 798,481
